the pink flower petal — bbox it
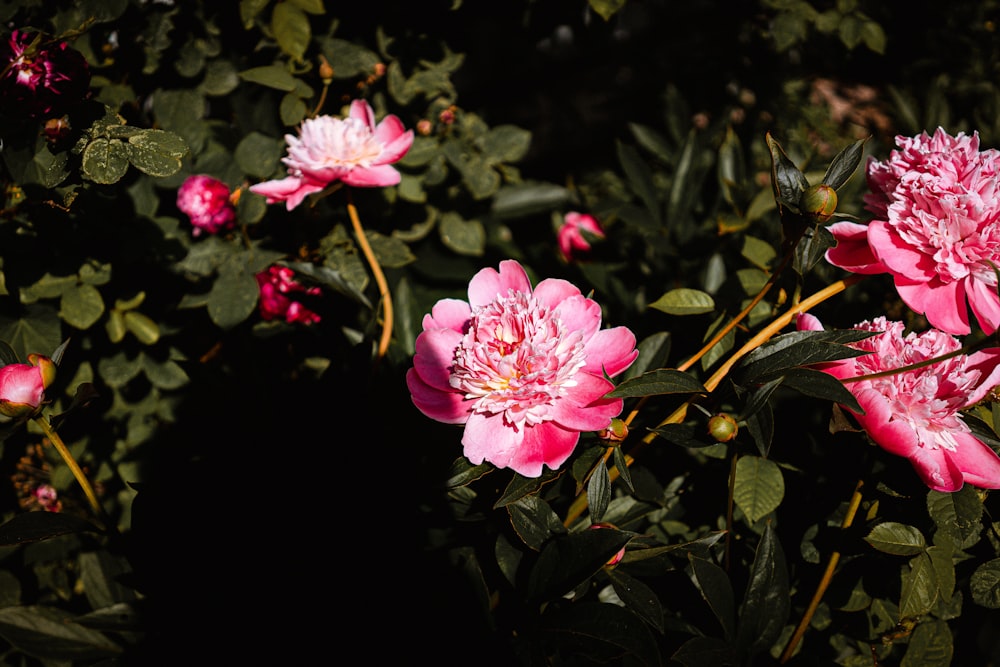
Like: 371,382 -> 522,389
412,328 -> 464,391
506,422 -> 580,477
949,432 -> 1000,489
582,327 -> 639,377
896,278 -> 970,335
405,368 -> 469,424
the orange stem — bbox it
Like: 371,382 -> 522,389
347,196 -> 393,360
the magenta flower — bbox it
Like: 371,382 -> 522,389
558,211 -> 605,262
0,354 -> 55,420
255,266 -> 322,325
176,175 -> 237,237
249,99 -> 414,210
825,127 -> 1000,335
798,313 -> 1000,492
406,259 -> 638,477
0,30 -> 91,119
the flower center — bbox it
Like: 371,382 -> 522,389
286,116 -> 383,175
450,289 -> 586,430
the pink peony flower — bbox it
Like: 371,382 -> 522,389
798,313 -> 1000,492
558,211 -> 605,262
176,175 -> 237,236
0,30 -> 91,119
255,266 -> 322,325
825,127 -> 1000,335
406,259 -> 638,477
0,354 -> 54,420
249,99 -> 414,210
34,484 -> 61,512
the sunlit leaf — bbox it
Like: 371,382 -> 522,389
865,521 -> 927,556
649,288 -> 715,316
733,455 -> 784,523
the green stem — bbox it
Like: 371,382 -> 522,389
34,415 -> 105,524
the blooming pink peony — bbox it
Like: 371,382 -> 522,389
249,99 -> 414,210
406,259 -> 638,477
825,127 -> 1000,335
176,175 -> 237,236
798,313 -> 1000,492
558,211 -> 605,262
256,266 -> 322,325
0,30 -> 90,119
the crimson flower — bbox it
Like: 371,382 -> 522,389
406,259 -> 638,477
0,30 -> 90,119
256,266 -> 322,325
825,128 -> 1000,335
798,313 -> 1000,492
176,175 -> 237,237
249,99 -> 414,210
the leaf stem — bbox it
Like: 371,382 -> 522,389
346,194 -> 393,360
779,478 -> 865,663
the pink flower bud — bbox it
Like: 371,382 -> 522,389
589,523 -> 626,568
176,175 -> 237,237
558,212 -> 605,262
0,361 -> 47,419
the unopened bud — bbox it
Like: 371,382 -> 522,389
600,418 -> 628,443
416,119 -> 433,136
318,55 -> 334,83
801,183 -> 838,222
27,354 -> 56,390
708,413 -> 738,443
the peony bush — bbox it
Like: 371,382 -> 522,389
1,1 -> 1000,666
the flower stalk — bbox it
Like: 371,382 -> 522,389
33,414 -> 104,522
347,196 -> 393,361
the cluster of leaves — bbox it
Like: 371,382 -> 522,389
0,0 -> 998,665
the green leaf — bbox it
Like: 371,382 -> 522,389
439,212 -> 486,256
970,558 -> 1000,608
279,91 -> 307,126
901,619 -> 953,667
612,445 -> 633,494
288,0 -> 324,13
648,288 -> 715,315
82,138 -> 129,184
766,132 -> 809,214
126,129 -> 189,177
736,522 -> 790,658
207,268 -> 259,330
141,356 -> 189,390
606,369 -> 706,398
235,131 -> 287,179
671,636 -> 738,667
271,2 -> 310,63
779,367 -> 863,413
483,125 -> 532,163
507,494 -> 566,551
238,64 -> 300,91
688,554 -> 736,641
900,551 -> 937,618
927,486 -> 983,550
321,37 -> 380,79
624,331 -> 672,380
60,284 -> 104,330
820,137 -> 867,191
445,457 -> 493,489
792,224 -> 836,275
864,521 -> 927,556
0,606 -> 121,660
617,140 -> 661,226
587,463 -> 611,523
492,182 -> 572,219
608,568 -> 665,633
734,455 -> 784,523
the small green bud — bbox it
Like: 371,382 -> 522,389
708,413 -> 738,443
801,183 -> 838,222
600,418 -> 628,443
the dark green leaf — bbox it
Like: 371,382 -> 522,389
238,64 -> 299,91
688,554 -> 736,641
672,636 -> 739,667
612,445 -> 634,494
736,522 -> 790,657
901,619 -> 953,667
927,486 -> 983,550
271,2 -> 310,62
606,369 -> 707,398
901,552 -> 937,619
766,132 -> 809,213
207,268 -> 259,330
649,288 -> 715,315
587,463 -> 611,523
970,559 -> 1000,608
82,138 -> 129,184
608,568 -> 665,633
0,606 -> 121,660
540,601 -> 661,667
527,528 -> 632,602
617,140 -> 661,226
733,329 -> 874,386
793,224 -> 837,275
491,182 -> 573,219
624,331 -> 672,380
445,457 -> 493,489
744,399 -> 774,458
779,367 -> 864,413
126,129 -> 189,177
821,137 -> 867,191
0,512 -> 102,546
649,423 -> 714,448
494,469 -> 562,508
507,494 -> 566,551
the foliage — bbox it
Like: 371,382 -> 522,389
0,0 -> 998,665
